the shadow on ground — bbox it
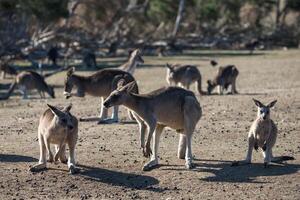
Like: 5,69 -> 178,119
0,154 -> 38,162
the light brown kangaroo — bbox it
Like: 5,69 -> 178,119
119,49 -> 144,75
63,67 -> 139,123
207,65 -> 239,95
103,81 -> 202,171
232,99 -> 294,167
30,104 -> 79,174
4,70 -> 55,99
166,63 -> 205,95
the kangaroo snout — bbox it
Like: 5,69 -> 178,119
103,101 -> 111,108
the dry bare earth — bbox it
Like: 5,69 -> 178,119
0,50 -> 299,200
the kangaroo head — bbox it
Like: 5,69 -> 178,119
47,104 -> 75,131
207,80 -> 214,95
129,49 -> 144,65
48,85 -> 55,98
253,99 -> 277,120
103,80 -> 136,108
64,67 -> 75,98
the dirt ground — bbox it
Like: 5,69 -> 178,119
0,50 -> 299,200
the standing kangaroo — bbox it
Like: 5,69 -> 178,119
232,99 -> 294,167
103,82 -> 202,171
166,63 -> 205,95
63,67 -> 139,123
30,104 -> 79,174
4,71 -> 55,99
207,65 -> 239,95
119,49 -> 144,75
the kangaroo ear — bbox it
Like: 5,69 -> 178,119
117,78 -> 126,90
63,103 -> 72,112
166,63 -> 173,70
253,99 -> 264,108
47,104 -> 63,116
123,81 -> 136,93
67,67 -> 75,76
267,100 -> 277,108
128,49 -> 133,56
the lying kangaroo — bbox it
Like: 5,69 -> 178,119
4,70 -> 55,99
119,49 -> 144,75
0,62 -> 17,79
207,65 -> 239,95
166,63 -> 205,95
103,82 -> 202,171
30,104 -> 79,174
232,99 -> 294,167
63,67 -> 138,123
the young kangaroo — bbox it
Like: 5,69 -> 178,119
63,67 -> 139,123
119,49 -> 144,75
232,99 -> 294,167
207,65 -> 239,95
30,104 -> 79,174
103,82 -> 202,171
166,63 -> 205,95
4,71 -> 55,99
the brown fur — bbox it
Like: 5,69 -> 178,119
30,104 -> 79,174
103,83 -> 202,171
166,64 -> 205,95
207,65 -> 239,95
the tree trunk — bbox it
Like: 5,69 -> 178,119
172,0 -> 185,38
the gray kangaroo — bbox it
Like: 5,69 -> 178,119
207,65 -> 239,95
232,99 -> 294,167
63,67 -> 138,123
166,63 -> 205,95
30,104 -> 79,174
4,71 -> 55,99
103,82 -> 202,171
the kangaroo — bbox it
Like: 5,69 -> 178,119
232,99 -> 294,167
119,49 -> 144,75
30,104 -> 79,174
63,67 -> 139,123
4,71 -> 55,99
103,82 -> 202,171
166,63 -> 205,95
0,62 -> 17,79
207,65 -> 239,95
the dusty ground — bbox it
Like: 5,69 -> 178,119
0,50 -> 299,200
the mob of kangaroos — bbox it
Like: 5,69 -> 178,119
103,81 -> 202,171
165,63 -> 205,95
30,104 -> 79,174
232,99 -> 294,167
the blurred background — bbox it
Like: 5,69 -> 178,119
0,0 -> 300,67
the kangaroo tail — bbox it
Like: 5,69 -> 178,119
271,156 -> 295,163
197,78 -> 206,95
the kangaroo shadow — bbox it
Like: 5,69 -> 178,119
0,154 -> 38,162
77,164 -> 162,191
197,159 -> 299,183
161,158 -> 299,183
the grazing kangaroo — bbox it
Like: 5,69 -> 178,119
103,82 -> 202,171
63,67 -> 138,123
166,63 -> 205,95
4,71 -> 55,99
119,49 -> 144,75
207,65 -> 239,95
30,104 -> 79,174
0,62 -> 17,79
232,99 -> 294,167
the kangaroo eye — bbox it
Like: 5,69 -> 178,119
260,110 -> 263,114
61,118 -> 67,123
